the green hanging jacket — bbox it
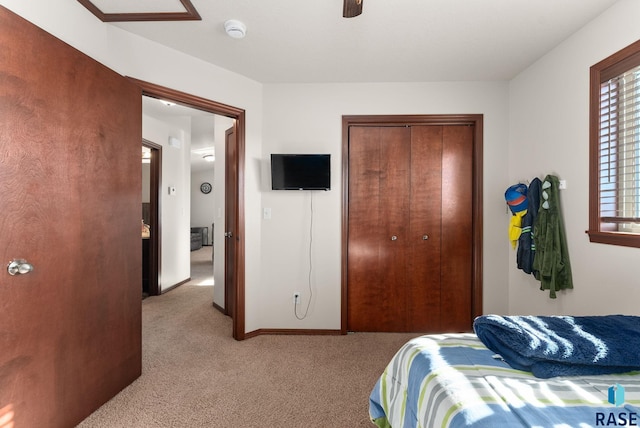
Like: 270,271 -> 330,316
532,175 -> 573,298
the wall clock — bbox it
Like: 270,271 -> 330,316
200,182 -> 212,194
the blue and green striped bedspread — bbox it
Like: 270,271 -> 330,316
369,333 -> 640,428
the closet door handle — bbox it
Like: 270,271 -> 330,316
391,235 -> 398,241
422,235 -> 429,240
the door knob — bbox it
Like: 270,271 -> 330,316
224,231 -> 233,238
7,259 -> 33,276
391,235 -> 398,241
422,235 -> 429,240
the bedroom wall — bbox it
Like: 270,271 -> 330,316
7,0 -> 630,334
508,0 -> 640,315
260,82 -> 511,329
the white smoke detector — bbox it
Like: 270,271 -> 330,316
224,20 -> 246,39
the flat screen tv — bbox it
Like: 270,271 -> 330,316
271,154 -> 331,190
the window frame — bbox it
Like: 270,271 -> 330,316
588,39 -> 640,248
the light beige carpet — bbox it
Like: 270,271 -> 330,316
78,252 -> 418,427
189,246 -> 214,286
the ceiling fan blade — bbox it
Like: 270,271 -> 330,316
343,0 -> 363,18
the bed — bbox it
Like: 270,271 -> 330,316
369,315 -> 640,428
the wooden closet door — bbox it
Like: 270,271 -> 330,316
440,125 -> 474,331
347,123 -> 475,333
408,126 -> 443,331
347,126 -> 411,332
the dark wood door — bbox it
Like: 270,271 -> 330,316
224,125 -> 238,319
407,126 -> 444,331
347,124 -> 473,332
347,127 -> 411,332
0,7 -> 142,427
143,140 -> 161,296
439,125 -> 474,331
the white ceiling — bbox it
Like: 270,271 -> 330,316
131,1 -> 620,170
107,0 -> 621,84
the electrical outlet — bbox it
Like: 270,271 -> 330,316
293,292 -> 301,305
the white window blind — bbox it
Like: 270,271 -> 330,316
599,64 -> 640,232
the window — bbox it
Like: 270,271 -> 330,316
589,40 -> 640,248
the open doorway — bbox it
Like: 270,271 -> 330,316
133,78 -> 246,340
142,140 -> 161,297
190,114 -> 216,287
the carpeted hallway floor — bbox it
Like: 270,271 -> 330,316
78,247 -> 417,427
189,245 -> 215,286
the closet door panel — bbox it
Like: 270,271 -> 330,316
440,125 -> 474,331
379,127 -> 411,328
408,126 -> 443,331
346,121 -> 476,333
347,126 -> 410,331
347,127 -> 384,331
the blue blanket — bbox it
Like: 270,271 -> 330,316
473,314 -> 640,378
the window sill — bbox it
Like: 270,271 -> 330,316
586,230 -> 640,248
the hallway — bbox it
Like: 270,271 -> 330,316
189,246 -> 214,286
